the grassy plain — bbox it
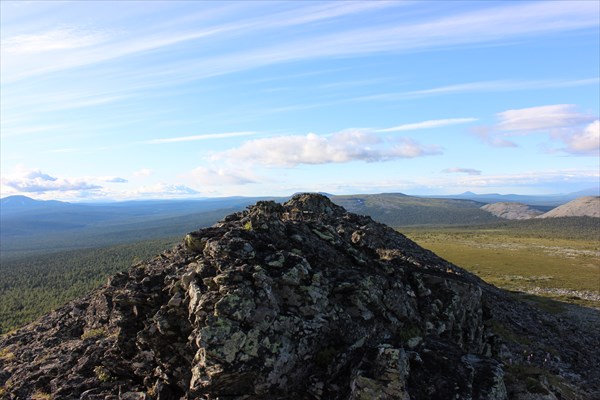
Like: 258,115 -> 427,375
403,225 -> 600,308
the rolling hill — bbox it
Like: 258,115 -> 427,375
538,196 -> 600,218
480,202 -> 544,220
331,193 -> 500,226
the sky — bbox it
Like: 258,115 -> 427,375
1,0 -> 599,201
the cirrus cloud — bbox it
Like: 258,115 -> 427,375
442,167 -> 482,176
2,26 -> 110,54
496,104 -> 596,132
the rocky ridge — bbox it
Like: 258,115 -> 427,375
1,194 -> 599,399
480,202 -> 543,220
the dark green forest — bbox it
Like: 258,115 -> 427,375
0,238 -> 177,333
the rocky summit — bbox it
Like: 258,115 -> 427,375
1,194 -> 599,399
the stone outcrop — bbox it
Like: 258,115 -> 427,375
480,202 -> 543,220
1,194 -> 599,399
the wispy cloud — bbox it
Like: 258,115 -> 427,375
475,104 -> 599,155
355,78 -> 600,102
497,104 -> 596,132
472,126 -> 518,148
0,123 -> 73,138
3,1 -> 598,85
133,168 -> 153,178
145,131 -> 259,144
2,26 -> 110,54
454,169 -> 600,188
101,176 -> 128,183
214,130 -> 442,167
442,168 -> 482,176
1,1 -> 398,83
376,118 -> 477,132
131,183 -> 200,197
48,148 -> 79,154
190,166 -> 257,186
275,168 -> 600,196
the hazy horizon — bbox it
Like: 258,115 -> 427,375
1,1 -> 599,201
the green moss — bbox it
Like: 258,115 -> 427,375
94,365 -> 112,382
0,348 -> 15,361
31,391 -> 52,400
81,328 -> 106,340
243,221 -> 253,231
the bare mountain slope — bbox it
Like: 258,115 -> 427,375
539,196 -> 600,218
480,202 -> 543,220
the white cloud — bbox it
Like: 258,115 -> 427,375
145,131 -> 259,144
214,130 -> 442,167
454,169 -> 600,188
1,168 -> 102,193
132,183 -> 200,197
133,168 -> 153,178
442,168 -> 482,176
101,176 -> 128,183
190,166 -> 257,186
472,126 -> 517,148
274,169 -> 599,196
474,105 -> 599,154
376,118 -> 477,132
497,104 -> 596,132
565,120 -> 600,155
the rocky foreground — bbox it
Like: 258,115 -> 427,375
1,194 -> 598,399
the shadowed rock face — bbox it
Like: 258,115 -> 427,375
1,194 -> 599,399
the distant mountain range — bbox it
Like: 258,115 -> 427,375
1,191 -> 597,257
425,187 -> 599,206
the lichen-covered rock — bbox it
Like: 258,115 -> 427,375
1,194 -> 598,399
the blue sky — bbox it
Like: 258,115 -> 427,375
1,0 -> 599,201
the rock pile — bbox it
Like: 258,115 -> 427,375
1,194 -> 598,399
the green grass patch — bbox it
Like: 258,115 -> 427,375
403,227 -> 599,307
